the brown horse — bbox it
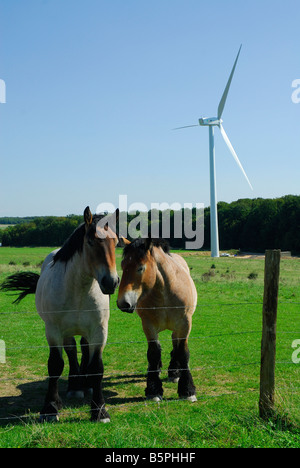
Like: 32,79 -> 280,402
117,238 -> 197,402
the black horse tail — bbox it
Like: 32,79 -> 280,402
0,272 -> 40,304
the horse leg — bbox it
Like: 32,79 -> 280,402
87,345 -> 110,423
168,332 -> 181,383
79,336 -> 92,395
64,337 -> 84,399
40,345 -> 64,422
145,339 -> 163,401
177,338 -> 197,402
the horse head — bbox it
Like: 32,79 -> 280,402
83,207 -> 120,295
117,237 -> 158,313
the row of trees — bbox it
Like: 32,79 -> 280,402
1,195 -> 299,253
0,216 -> 82,248
213,195 -> 300,252
0,216 -> 38,225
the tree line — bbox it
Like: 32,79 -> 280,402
0,216 -> 38,225
0,215 -> 82,248
212,195 -> 300,253
0,195 -> 299,253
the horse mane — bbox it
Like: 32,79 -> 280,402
123,238 -> 170,260
149,238 -> 170,254
53,214 -> 106,264
53,223 -> 86,264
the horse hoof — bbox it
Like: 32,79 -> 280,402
187,395 -> 197,402
67,390 -> 85,399
147,395 -> 163,402
181,395 -> 197,402
91,407 -> 111,423
100,417 -> 111,424
39,414 -> 59,423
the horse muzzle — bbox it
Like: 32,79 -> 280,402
117,291 -> 138,313
100,274 -> 120,295
117,300 -> 135,313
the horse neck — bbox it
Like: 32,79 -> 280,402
63,250 -> 95,291
151,247 -> 173,293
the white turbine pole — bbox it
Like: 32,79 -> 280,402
173,46 -> 252,259
209,126 -> 219,258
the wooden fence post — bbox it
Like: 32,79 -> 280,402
259,249 -> 281,419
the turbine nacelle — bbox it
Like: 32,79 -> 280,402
199,117 -> 222,127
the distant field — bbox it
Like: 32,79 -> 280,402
0,247 -> 299,448
0,225 -> 15,230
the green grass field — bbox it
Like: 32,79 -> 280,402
0,246 -> 299,448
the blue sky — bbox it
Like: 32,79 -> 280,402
0,0 -> 299,216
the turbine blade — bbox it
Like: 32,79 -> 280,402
217,45 -> 242,120
219,124 -> 253,190
172,125 -> 199,130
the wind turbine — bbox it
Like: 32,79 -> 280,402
174,45 -> 253,257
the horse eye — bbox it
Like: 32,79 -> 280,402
137,265 -> 145,273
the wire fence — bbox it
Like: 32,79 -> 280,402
0,300 -> 299,315
0,301 -> 299,424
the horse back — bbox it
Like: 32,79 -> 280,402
36,249 -> 68,316
169,253 -> 191,274
148,249 -> 197,316
169,253 -> 197,312
40,249 -> 60,274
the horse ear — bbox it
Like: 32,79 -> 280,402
118,237 -> 131,247
110,208 -> 119,233
84,206 -> 93,226
144,237 -> 152,251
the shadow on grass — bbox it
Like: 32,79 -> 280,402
0,373 -> 148,427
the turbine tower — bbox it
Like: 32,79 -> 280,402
175,45 -> 253,257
